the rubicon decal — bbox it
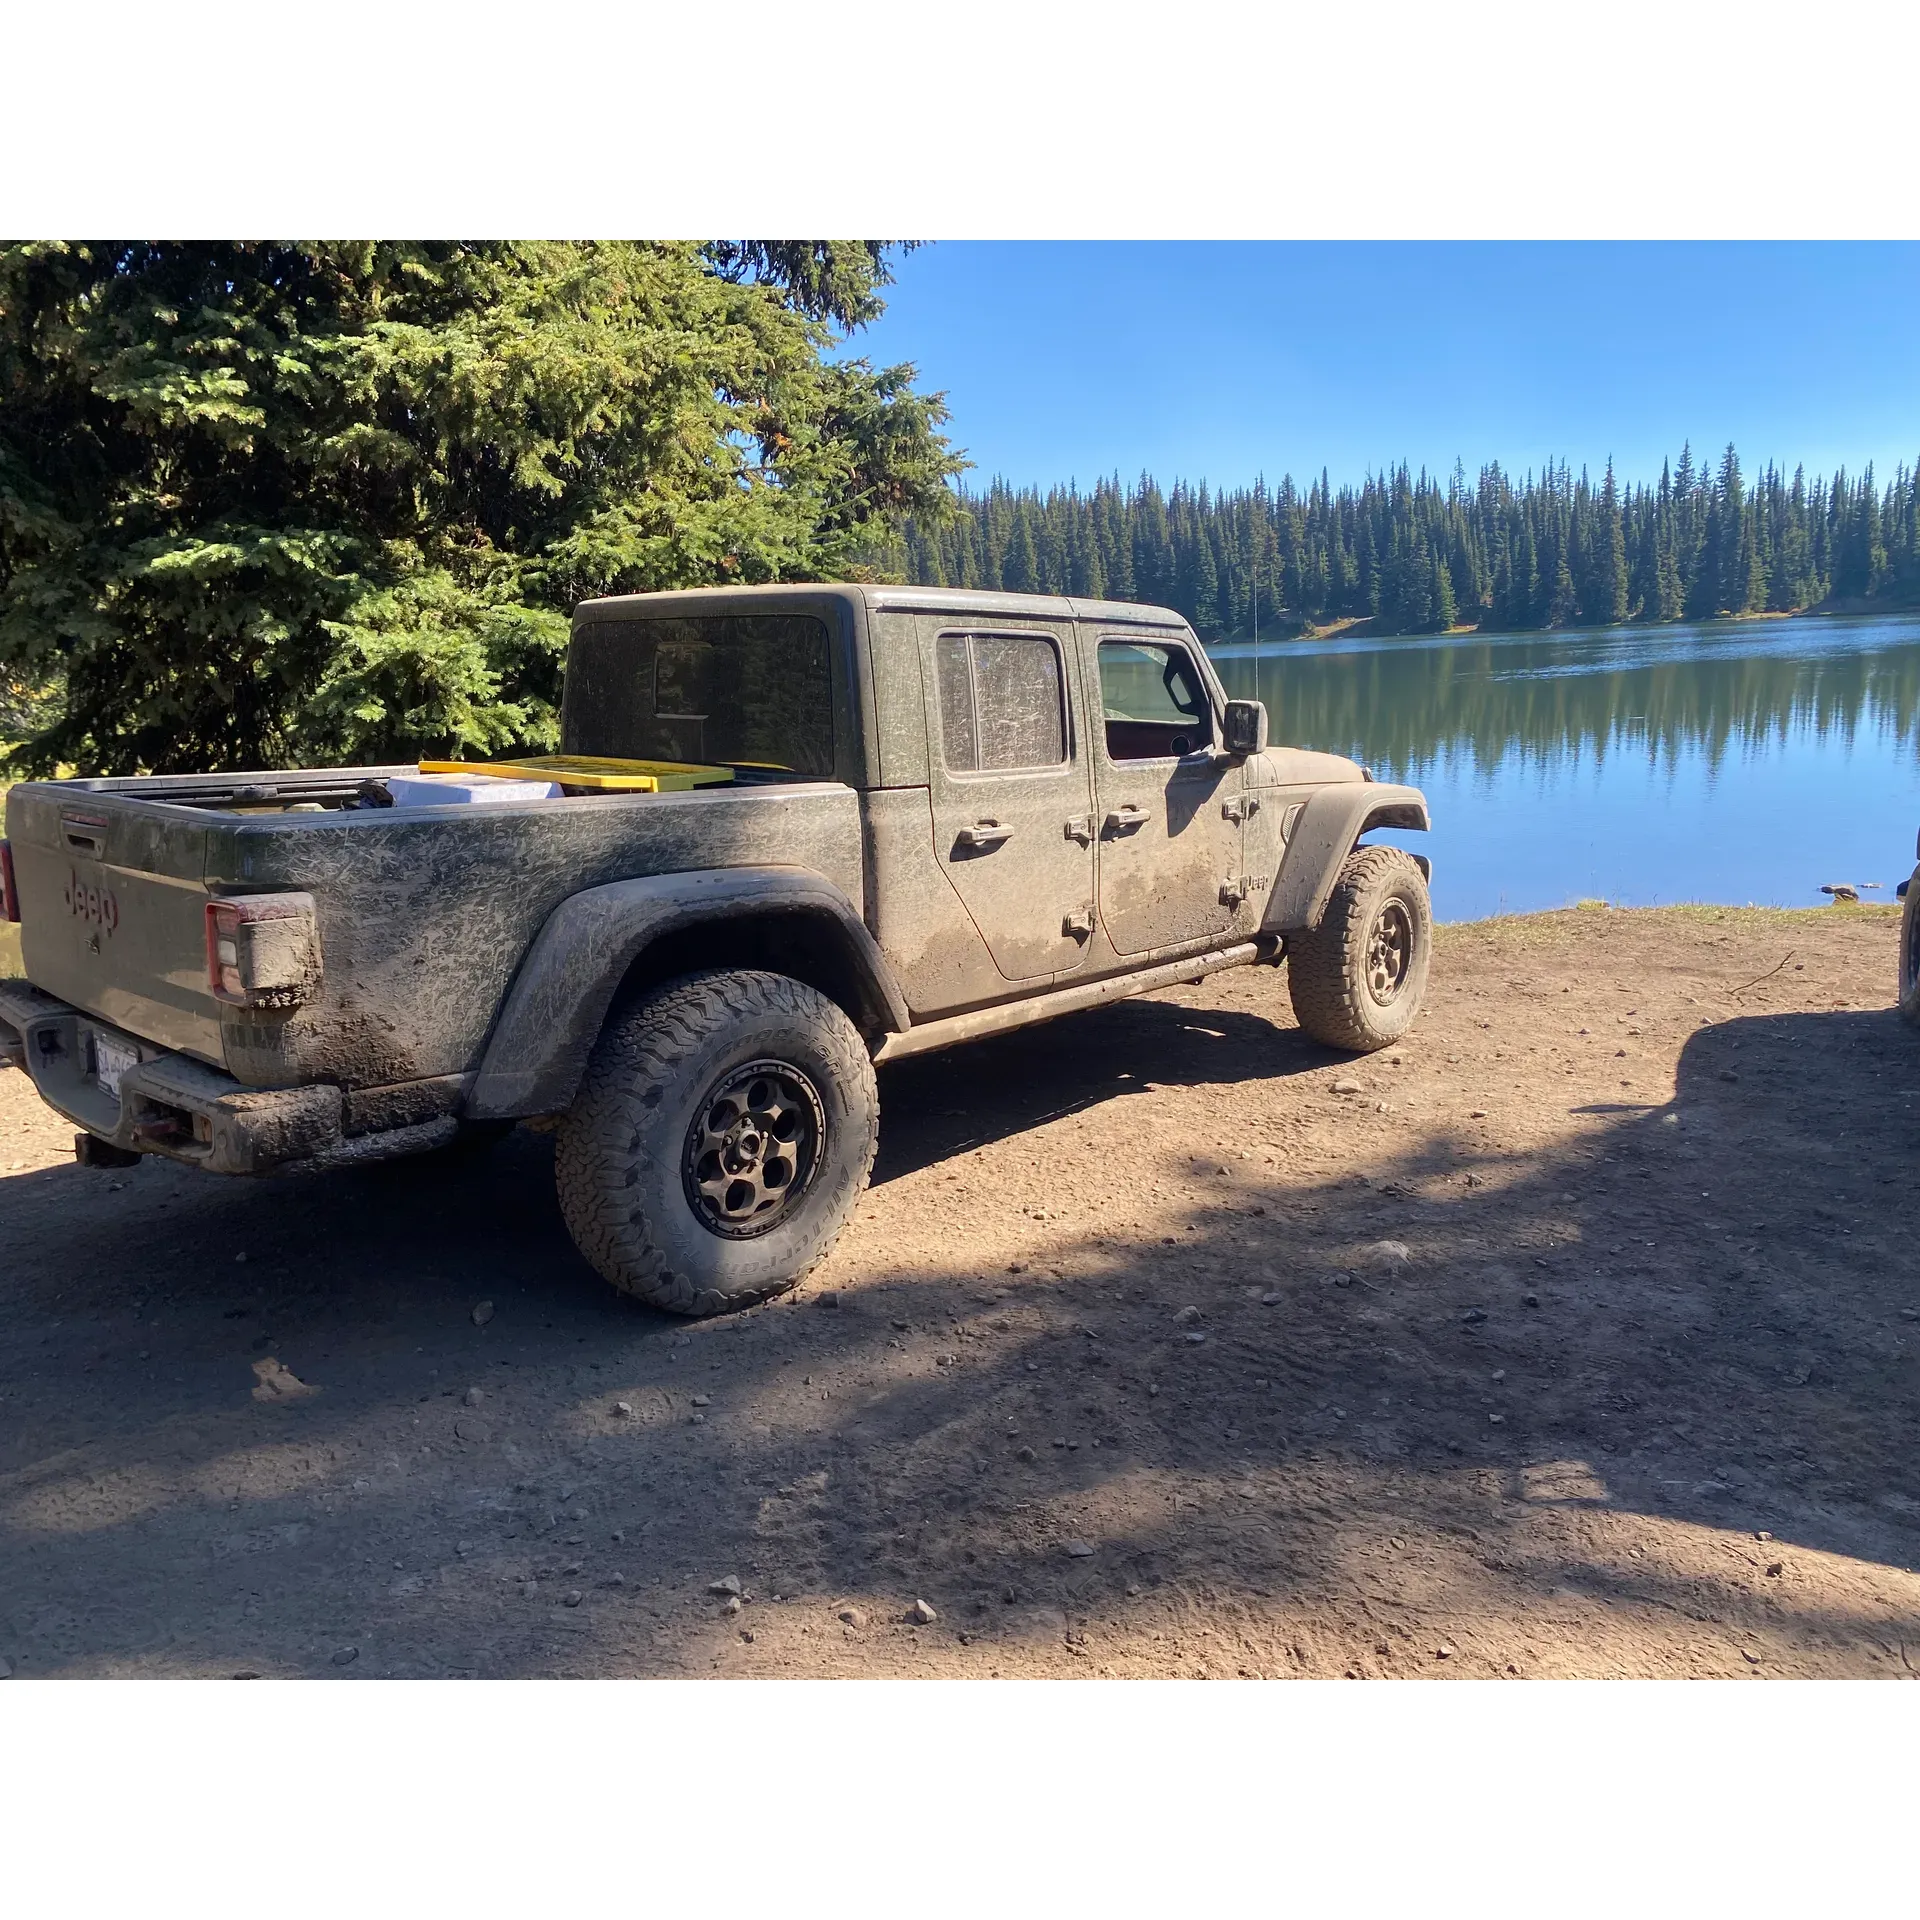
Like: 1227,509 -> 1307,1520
64,866 -> 119,934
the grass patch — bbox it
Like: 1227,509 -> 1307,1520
1619,901 -> 1899,925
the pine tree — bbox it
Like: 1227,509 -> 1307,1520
1592,457 -> 1629,624
0,241 -> 960,773
1713,443 -> 1749,615
1188,505 -> 1222,633
1771,465 -> 1814,609
1851,465 -> 1887,598
1514,514 -> 1541,629
1655,528 -> 1685,621
1546,540 -> 1578,627
1742,497 -> 1769,612
1432,554 -> 1459,631
1002,511 -> 1039,594
883,438 -> 1919,640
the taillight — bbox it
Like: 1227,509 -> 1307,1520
0,840 -> 17,923
204,893 -> 323,1008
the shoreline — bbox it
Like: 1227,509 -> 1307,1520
1438,899 -> 1901,931
1211,600 -> 1915,647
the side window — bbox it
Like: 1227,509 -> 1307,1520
934,634 -> 980,770
935,631 -> 1069,772
1097,639 -> 1215,761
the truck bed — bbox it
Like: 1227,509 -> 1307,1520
4,766 -> 862,1092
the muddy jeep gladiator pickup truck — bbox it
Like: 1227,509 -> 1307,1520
1,585 -> 1432,1314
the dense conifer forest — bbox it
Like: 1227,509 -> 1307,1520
0,242 -> 960,773
871,445 -> 1920,637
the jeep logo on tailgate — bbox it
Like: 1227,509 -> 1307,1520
64,866 -> 119,935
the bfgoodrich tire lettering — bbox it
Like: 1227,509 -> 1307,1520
555,969 -> 878,1316
1286,845 -> 1433,1052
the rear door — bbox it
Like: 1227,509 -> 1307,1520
924,620 -> 1097,983
1088,631 -> 1244,957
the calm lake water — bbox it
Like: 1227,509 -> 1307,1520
1207,611 -> 1920,923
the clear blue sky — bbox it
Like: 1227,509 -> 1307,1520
847,243 -> 1920,494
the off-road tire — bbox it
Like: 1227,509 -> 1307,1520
1286,844 -> 1433,1052
555,969 -> 878,1316
1900,866 -> 1920,1028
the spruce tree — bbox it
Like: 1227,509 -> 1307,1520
1712,444 -> 1748,615
1188,507 -> 1222,633
1515,516 -> 1542,629
1855,466 -> 1887,596
1655,530 -> 1685,621
1432,554 -> 1458,631
886,438 -> 1920,637
1546,542 -> 1578,627
1593,458 -> 1629,624
0,241 -> 959,773
1002,512 -> 1039,594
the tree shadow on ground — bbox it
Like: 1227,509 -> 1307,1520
872,993 -> 1333,1181
1,997 -> 1917,1678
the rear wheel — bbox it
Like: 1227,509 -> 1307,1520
1286,845 -> 1433,1051
1900,867 -> 1920,1027
555,969 -> 878,1316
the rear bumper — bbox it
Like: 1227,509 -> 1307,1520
0,981 -> 452,1174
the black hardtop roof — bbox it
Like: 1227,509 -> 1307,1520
572,582 -> 1190,630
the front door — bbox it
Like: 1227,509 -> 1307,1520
1090,632 -> 1244,957
925,621 -> 1097,984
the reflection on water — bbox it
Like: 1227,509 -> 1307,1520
1210,612 -> 1920,921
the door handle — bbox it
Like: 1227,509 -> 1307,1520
955,820 -> 1014,852
61,813 -> 109,858
1064,814 -> 1093,846
1103,805 -> 1149,835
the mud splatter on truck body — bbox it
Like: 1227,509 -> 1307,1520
1,584 -> 1430,1313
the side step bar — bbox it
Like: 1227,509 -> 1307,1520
872,939 -> 1271,1064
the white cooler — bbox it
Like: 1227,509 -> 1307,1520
385,772 -> 564,807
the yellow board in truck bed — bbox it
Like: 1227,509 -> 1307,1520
418,755 -> 734,792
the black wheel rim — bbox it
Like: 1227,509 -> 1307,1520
1908,905 -> 1920,996
682,1058 -> 826,1239
1366,899 -> 1414,1005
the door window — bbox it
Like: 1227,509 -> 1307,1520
1097,640 -> 1214,760
935,631 -> 1069,772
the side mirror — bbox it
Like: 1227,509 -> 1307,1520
1222,698 -> 1269,758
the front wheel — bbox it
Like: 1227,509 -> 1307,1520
1900,866 -> 1920,1028
555,969 -> 878,1316
1286,845 -> 1433,1051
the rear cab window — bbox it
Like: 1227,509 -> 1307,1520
563,614 -> 835,777
1096,639 -> 1215,761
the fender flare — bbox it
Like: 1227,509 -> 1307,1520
1262,782 -> 1431,935
467,866 -> 910,1118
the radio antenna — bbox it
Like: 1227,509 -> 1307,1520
1251,561 -> 1260,706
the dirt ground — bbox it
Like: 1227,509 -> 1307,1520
3,903 -> 1918,1680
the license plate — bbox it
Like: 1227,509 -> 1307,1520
93,1032 -> 139,1101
